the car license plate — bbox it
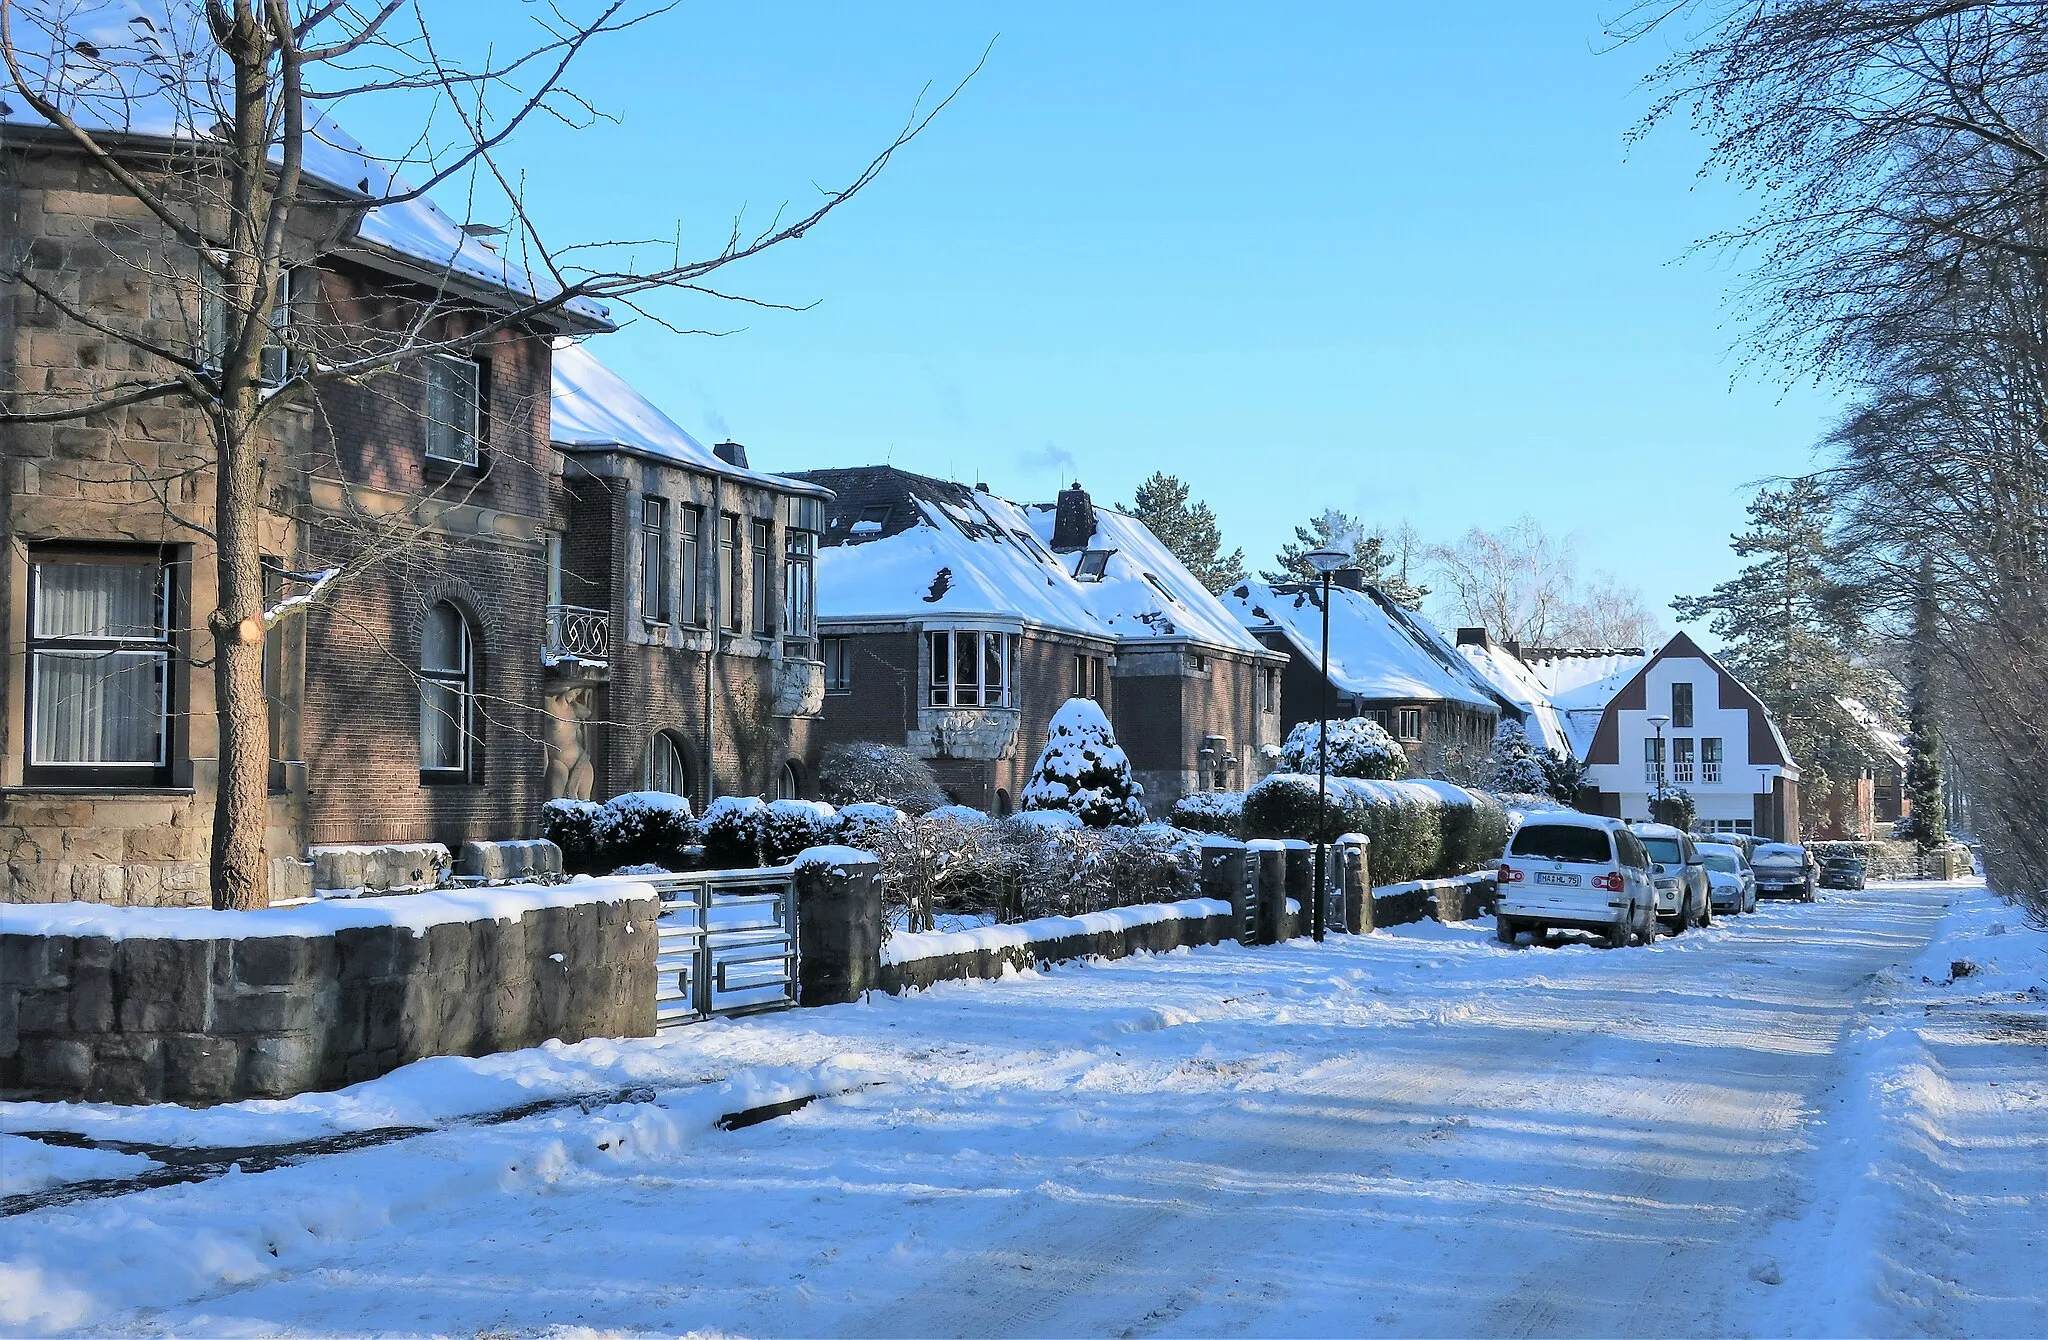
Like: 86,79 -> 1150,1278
1534,872 -> 1580,886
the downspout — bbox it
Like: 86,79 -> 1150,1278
703,476 -> 721,807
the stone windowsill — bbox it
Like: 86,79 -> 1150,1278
4,785 -> 197,799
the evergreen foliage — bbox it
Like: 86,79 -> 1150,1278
1485,721 -> 1552,795
1649,788 -> 1697,832
1020,698 -> 1148,827
1277,716 -> 1410,780
1262,508 -> 1429,609
1904,562 -> 1948,851
1125,472 -> 1246,594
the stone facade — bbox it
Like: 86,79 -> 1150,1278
0,890 -> 657,1103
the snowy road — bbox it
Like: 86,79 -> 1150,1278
2,878 -> 2041,1337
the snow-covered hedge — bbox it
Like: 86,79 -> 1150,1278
1238,773 -> 1509,887
763,799 -> 837,865
701,796 -> 768,868
1170,790 -> 1244,835
540,798 -> 606,874
832,802 -> 906,851
595,791 -> 700,870
1021,698 -> 1147,827
818,741 -> 948,814
1276,717 -> 1409,780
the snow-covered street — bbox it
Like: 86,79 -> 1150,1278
2,878 -> 2040,1338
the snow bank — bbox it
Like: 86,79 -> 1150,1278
882,897 -> 1232,966
0,879 -> 656,942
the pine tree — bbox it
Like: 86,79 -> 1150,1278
1125,473 -> 1246,594
1261,508 -> 1430,609
1485,721 -> 1551,795
1904,557 -> 1948,851
1020,699 -> 1148,826
1672,479 -> 1890,811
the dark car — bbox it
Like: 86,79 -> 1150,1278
1752,842 -> 1816,901
1819,856 -> 1866,891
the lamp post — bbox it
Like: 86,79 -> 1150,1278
1648,713 -> 1670,822
1305,544 -> 1350,943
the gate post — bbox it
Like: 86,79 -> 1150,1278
1337,833 -> 1370,934
793,849 -> 882,1007
1281,840 -> 1313,940
1247,840 -> 1287,946
1199,837 -> 1251,945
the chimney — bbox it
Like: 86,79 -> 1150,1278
713,441 -> 749,469
1050,480 -> 1097,552
975,481 -> 991,493
1330,568 -> 1367,592
1455,627 -> 1489,648
1503,638 -> 1522,662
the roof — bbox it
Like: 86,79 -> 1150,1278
1019,504 -> 1270,654
788,467 -> 1110,637
548,341 -> 828,496
1457,641 -> 1572,756
1582,631 -> 1798,774
1839,696 -> 1909,769
1513,812 -> 1628,832
4,2 -> 611,330
1221,581 -> 1502,710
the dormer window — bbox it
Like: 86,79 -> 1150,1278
848,504 -> 892,536
1074,549 -> 1115,581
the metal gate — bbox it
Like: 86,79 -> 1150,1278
648,868 -> 799,1030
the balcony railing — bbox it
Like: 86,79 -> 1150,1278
1701,762 -> 1722,784
1672,762 -> 1696,785
545,604 -> 610,665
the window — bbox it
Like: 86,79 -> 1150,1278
928,630 -> 1010,707
543,533 -> 564,607
259,269 -> 293,385
1672,736 -> 1696,784
1397,707 -> 1423,741
646,731 -> 691,795
779,760 -> 803,801
424,355 -> 481,465
720,515 -> 742,633
751,519 -> 775,636
1072,652 -> 1104,701
1672,682 -> 1694,729
679,507 -> 703,625
1644,735 -> 1665,784
1074,550 -> 1114,581
1616,831 -> 1651,870
1189,653 -> 1208,673
26,549 -> 173,784
419,602 -> 474,777
1260,666 -> 1279,714
640,496 -> 670,624
784,527 -> 815,645
857,505 -> 893,529
1702,737 -> 1724,784
823,636 -> 853,693
199,266 -> 295,384
1510,824 -> 1613,864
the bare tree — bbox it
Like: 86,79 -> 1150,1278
1426,516 -> 1579,646
1,0 -> 974,907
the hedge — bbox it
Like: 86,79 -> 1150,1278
1235,773 -> 1509,887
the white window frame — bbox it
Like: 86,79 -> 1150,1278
926,628 -> 1012,708
26,551 -> 173,781
419,603 -> 474,778
1397,707 -> 1423,741
423,354 -> 481,466
823,636 -> 853,694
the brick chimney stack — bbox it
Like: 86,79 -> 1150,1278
1051,481 -> 1097,552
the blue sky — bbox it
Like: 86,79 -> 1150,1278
350,2 -> 1840,633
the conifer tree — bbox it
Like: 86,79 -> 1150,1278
1125,473 -> 1245,593
1904,557 -> 1948,851
1262,508 -> 1430,609
1020,699 -> 1147,827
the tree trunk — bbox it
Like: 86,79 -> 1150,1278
208,407 -> 272,910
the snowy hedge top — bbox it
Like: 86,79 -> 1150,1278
1277,717 -> 1408,779
1,2 -> 611,327
1222,581 -> 1497,708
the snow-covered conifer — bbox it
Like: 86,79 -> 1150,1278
1020,698 -> 1148,827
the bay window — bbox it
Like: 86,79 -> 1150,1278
926,629 -> 1011,708
27,549 -> 173,784
784,527 -> 815,650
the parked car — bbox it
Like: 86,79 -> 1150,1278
1697,841 -> 1758,914
1818,855 -> 1866,890
1752,842 -> 1816,901
1706,832 -> 1759,863
1495,814 -> 1658,949
1627,822 -> 1713,933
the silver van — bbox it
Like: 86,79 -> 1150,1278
1496,814 -> 1657,948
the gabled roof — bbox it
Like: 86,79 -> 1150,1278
4,1 -> 612,331
1840,696 -> 1909,769
1221,581 -> 1501,710
1020,504 -> 1270,654
548,341 -> 828,496
1458,640 -> 1572,755
788,467 -> 1110,637
1582,631 -> 1796,772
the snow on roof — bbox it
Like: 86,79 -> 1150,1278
1222,581 -> 1498,709
1458,641 -> 1572,756
3,1 -> 611,329
1525,650 -> 1651,700
1020,505 -> 1268,654
548,341 -> 827,495
1839,696 -> 1909,768
793,469 -> 1110,636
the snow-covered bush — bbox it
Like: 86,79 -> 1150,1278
925,804 -> 993,828
1005,807 -> 1082,832
595,791 -> 699,871
832,802 -> 905,851
1171,790 -> 1244,836
818,741 -> 948,814
540,798 -> 606,874
1238,773 -> 1508,886
1648,788 -> 1697,832
1276,717 -> 1409,780
763,798 -> 837,865
1021,698 -> 1147,827
701,795 -> 768,868
1485,721 -> 1551,796
1421,781 -> 1509,874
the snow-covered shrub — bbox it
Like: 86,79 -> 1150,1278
701,795 -> 768,868
1005,807 -> 1082,832
1021,698 -> 1147,827
832,802 -> 906,852
763,798 -> 837,865
1485,721 -> 1551,796
1422,782 -> 1509,873
1648,788 -> 1697,832
1239,774 -> 1356,845
1540,747 -> 1588,803
857,808 -> 1000,932
1276,717 -> 1409,780
1171,790 -> 1245,836
818,741 -> 948,814
925,804 -> 993,828
540,798 -> 605,874
1239,773 -> 1504,886
594,791 -> 699,871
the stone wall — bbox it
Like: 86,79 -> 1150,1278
879,902 -> 1244,995
0,884 -> 656,1103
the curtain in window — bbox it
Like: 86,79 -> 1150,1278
35,562 -> 160,638
32,651 -> 164,764
420,603 -> 470,771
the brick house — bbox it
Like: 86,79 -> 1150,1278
0,69 -> 819,904
1222,577 -> 1505,771
788,470 -> 1285,815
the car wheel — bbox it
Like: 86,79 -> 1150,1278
1700,892 -> 1712,927
1496,916 -> 1518,945
1633,901 -> 1655,946
1605,917 -> 1631,949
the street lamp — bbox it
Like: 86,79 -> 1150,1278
1647,712 -> 1670,821
1305,544 -> 1350,943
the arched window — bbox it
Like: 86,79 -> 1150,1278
778,759 -> 803,801
995,787 -> 1012,817
646,730 -> 691,796
419,602 -> 474,777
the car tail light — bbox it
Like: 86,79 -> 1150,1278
1497,863 -> 1523,884
1591,871 -> 1624,892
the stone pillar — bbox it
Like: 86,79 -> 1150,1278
794,849 -> 883,1007
1336,833 -> 1370,933
1282,840 -> 1312,940
1247,840 -> 1287,946
1199,836 -> 1253,946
